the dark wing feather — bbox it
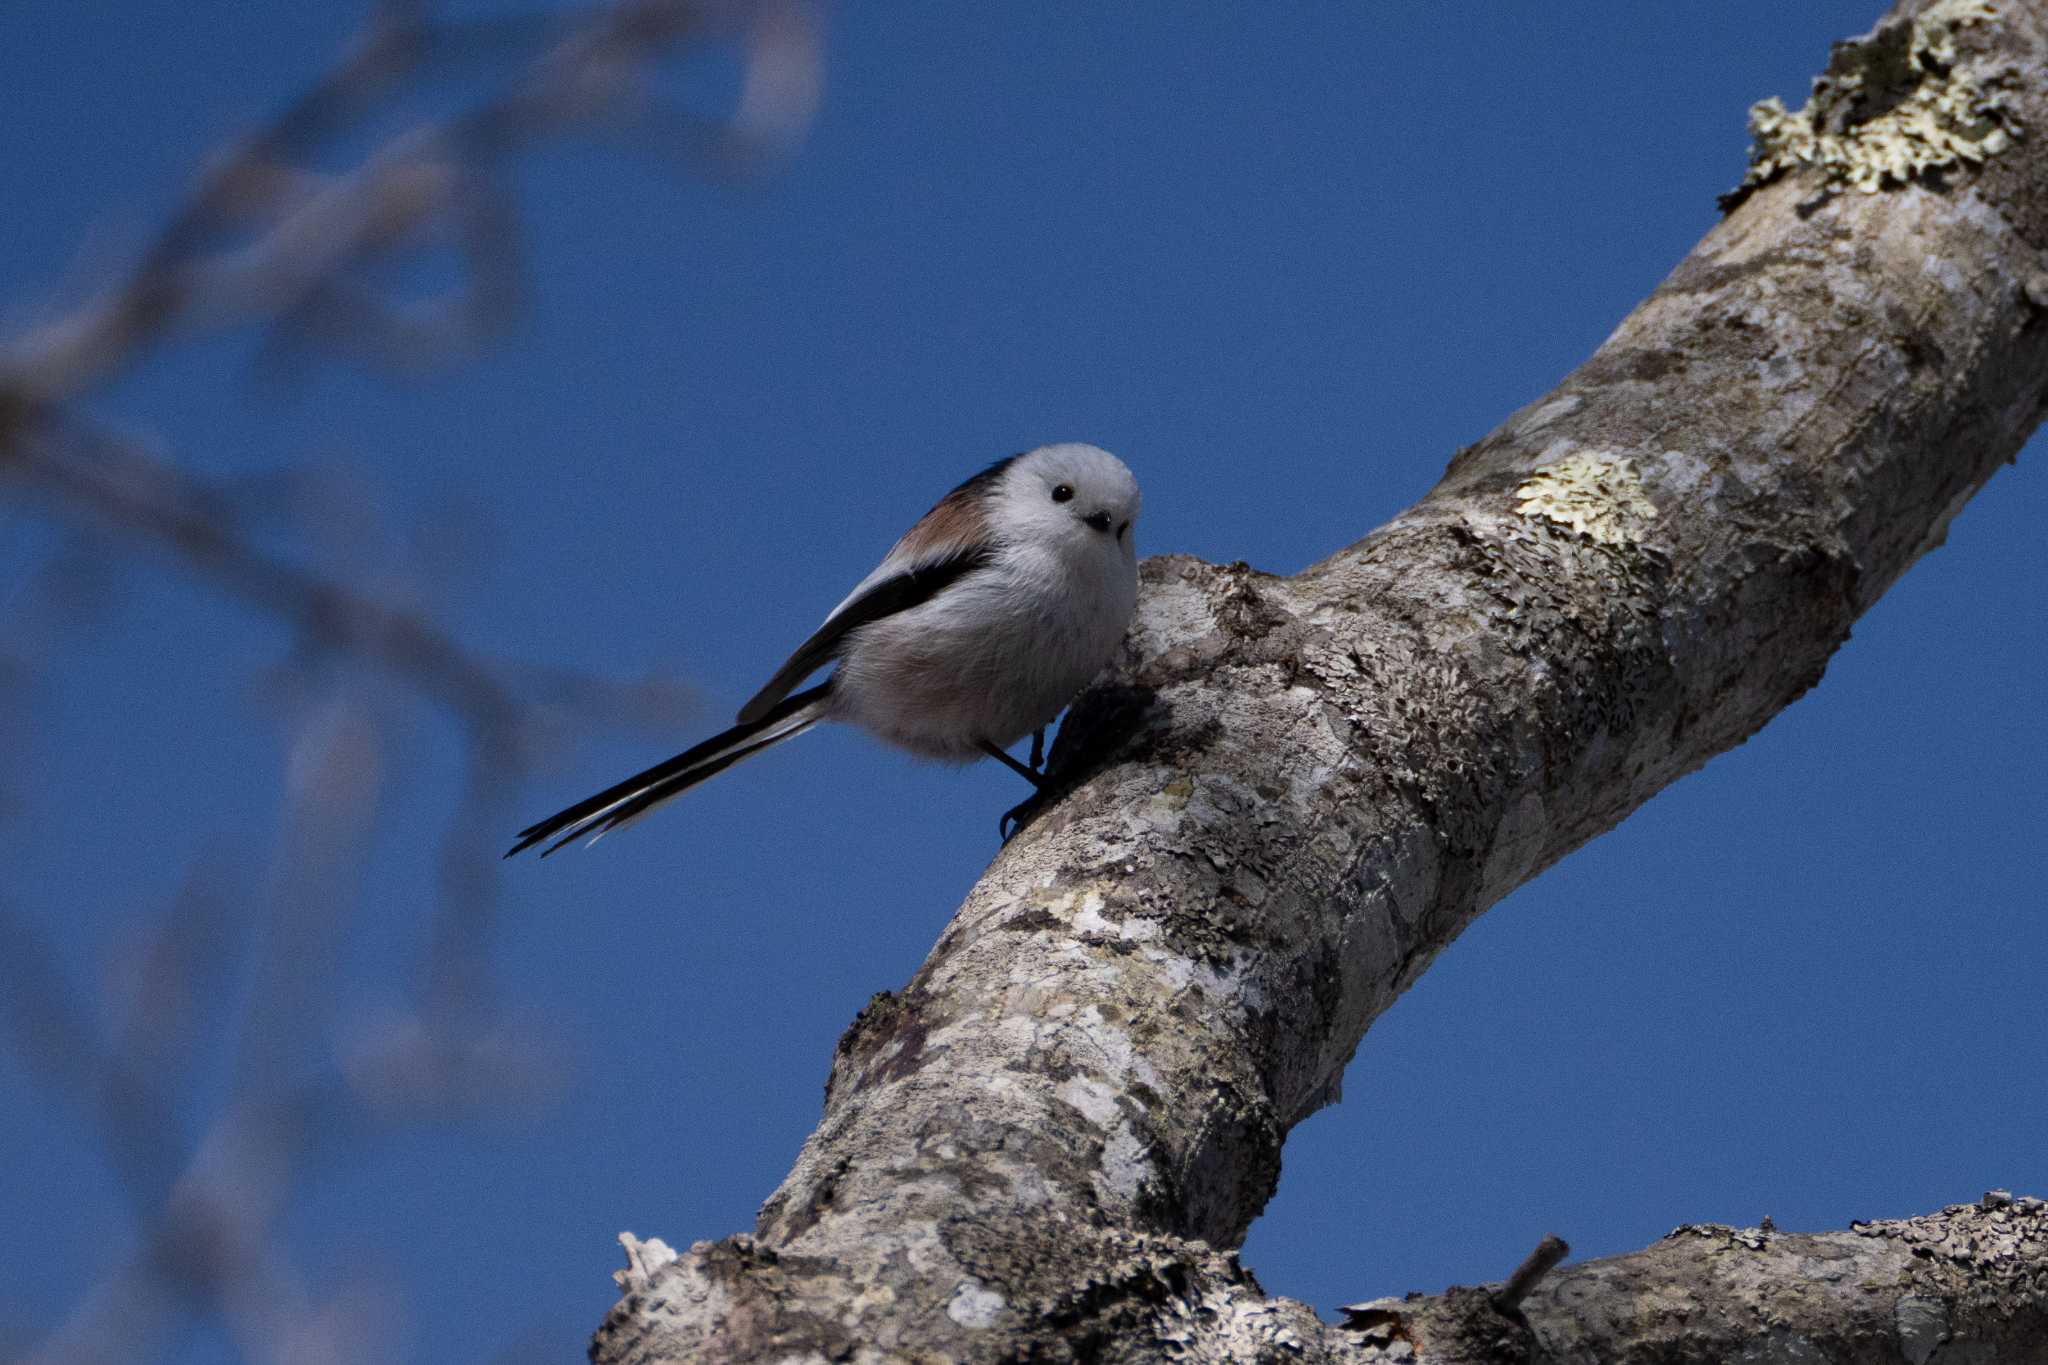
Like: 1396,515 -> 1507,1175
735,544 -> 995,724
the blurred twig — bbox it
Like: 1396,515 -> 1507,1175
15,414 -> 524,720
0,0 -> 822,401
0,2 -> 824,1362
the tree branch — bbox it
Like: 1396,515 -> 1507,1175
1343,1198 -> 2048,1365
595,0 -> 2048,1358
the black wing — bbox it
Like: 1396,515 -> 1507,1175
734,544 -> 995,724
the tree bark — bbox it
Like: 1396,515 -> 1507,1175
593,2 -> 2048,1359
1343,1197 -> 2048,1364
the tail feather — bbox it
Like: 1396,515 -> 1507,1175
507,684 -> 830,858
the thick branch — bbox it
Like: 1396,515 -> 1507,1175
601,1199 -> 2048,1363
599,2 -> 2048,1359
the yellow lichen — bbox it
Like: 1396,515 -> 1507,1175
1726,0 -> 2017,208
1514,453 -> 1656,547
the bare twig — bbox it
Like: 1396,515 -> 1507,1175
1494,1234 -> 1570,1312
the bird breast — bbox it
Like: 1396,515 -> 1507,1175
831,540 -> 1135,760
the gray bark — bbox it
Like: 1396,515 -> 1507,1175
593,2 -> 2048,1360
1345,1197 -> 2048,1364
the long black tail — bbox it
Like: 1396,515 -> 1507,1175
506,684 -> 831,858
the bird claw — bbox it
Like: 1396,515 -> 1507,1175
999,790 -> 1048,843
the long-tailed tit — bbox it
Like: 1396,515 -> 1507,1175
507,443 -> 1141,856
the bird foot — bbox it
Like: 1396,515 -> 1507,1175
999,789 -> 1049,843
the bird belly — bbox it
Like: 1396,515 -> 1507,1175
831,559 -> 1130,761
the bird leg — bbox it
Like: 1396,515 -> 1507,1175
978,738 -> 1045,788
1028,727 -> 1045,773
992,688 -> 1154,843
980,737 -> 1053,841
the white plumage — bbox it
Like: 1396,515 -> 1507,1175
508,444 -> 1140,856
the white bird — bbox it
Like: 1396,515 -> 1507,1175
508,443 -> 1141,856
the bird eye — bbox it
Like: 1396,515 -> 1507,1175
1117,520 -> 1130,541
1051,483 -> 1074,503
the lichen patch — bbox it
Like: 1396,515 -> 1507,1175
946,1278 -> 1008,1329
1513,451 -> 1657,547
1726,0 -> 2019,209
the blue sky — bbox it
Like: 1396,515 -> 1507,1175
3,3 -> 2043,1361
